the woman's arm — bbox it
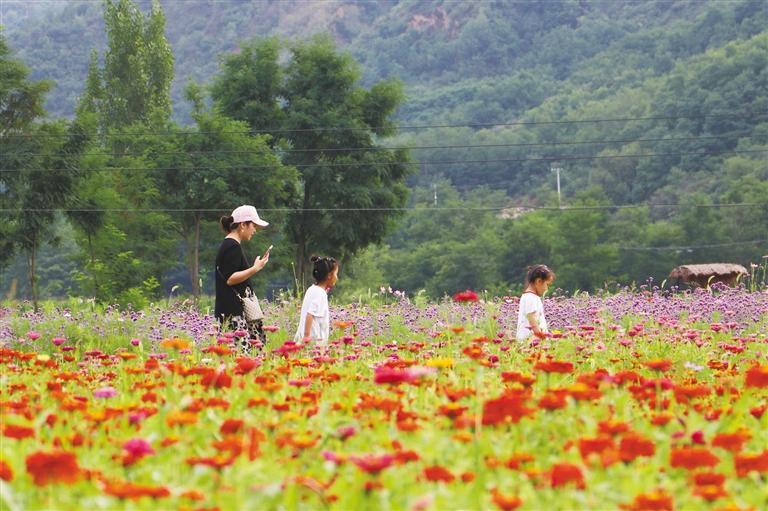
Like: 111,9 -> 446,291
226,253 -> 269,286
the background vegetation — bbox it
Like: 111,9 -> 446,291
1,0 -> 766,305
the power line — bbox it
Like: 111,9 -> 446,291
1,203 -> 764,213
2,112 -> 765,138
619,239 -> 767,251
2,148 -> 764,174
0,134 -> 751,159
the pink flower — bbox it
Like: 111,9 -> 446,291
130,338 -> 140,347
123,438 -> 155,458
27,331 -> 41,341
52,337 -> 66,346
337,425 -> 356,441
93,386 -> 118,399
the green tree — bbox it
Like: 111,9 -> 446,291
150,84 -> 298,299
211,34 -> 411,287
101,0 -> 173,129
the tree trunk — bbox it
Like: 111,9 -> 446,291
192,214 -> 201,301
28,237 -> 38,310
294,183 -> 311,297
87,232 -> 99,297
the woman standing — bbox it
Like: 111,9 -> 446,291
215,205 -> 271,353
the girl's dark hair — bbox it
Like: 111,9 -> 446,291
220,216 -> 253,233
526,264 -> 555,284
310,255 -> 338,283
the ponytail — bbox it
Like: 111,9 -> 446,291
220,215 -> 235,233
311,255 -> 338,284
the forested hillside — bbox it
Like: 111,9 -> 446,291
1,0 -> 766,301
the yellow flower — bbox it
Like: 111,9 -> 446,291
426,358 -> 454,368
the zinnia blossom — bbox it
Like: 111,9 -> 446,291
622,491 -> 673,511
483,395 -> 534,425
0,460 -> 12,482
670,447 -> 719,470
619,433 -> 655,462
534,360 -> 574,374
490,488 -> 522,511
453,290 -> 479,302
93,386 -> 118,399
550,463 -> 585,489
349,454 -> 395,474
2,424 -> 35,440
712,431 -> 750,453
103,480 -> 171,500
745,365 -> 768,388
25,450 -> 82,486
734,450 -> 768,477
423,465 -> 455,483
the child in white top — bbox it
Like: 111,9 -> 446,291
295,256 -> 339,346
516,264 -> 555,341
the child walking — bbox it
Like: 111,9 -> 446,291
295,256 -> 339,346
516,264 -> 556,341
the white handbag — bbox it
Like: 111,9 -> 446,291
236,287 -> 264,322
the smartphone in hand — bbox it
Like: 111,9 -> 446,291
263,245 -> 273,258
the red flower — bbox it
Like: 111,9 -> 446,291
745,365 -> 768,388
619,433 -> 655,462
693,472 -> 725,486
712,431 -> 750,453
578,436 -> 615,460
0,460 -> 12,482
490,488 -> 522,511
234,357 -> 260,375
643,359 -> 673,372
25,450 -> 82,486
200,366 -> 232,388
534,360 -> 574,374
550,463 -> 585,489
734,450 -> 768,477
423,465 -> 455,483
349,454 -> 395,474
670,447 -> 719,470
453,290 -> 479,302
2,424 -> 35,440
482,394 -> 534,426
220,419 -> 244,435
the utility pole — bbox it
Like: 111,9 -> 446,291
432,182 -> 438,207
551,166 -> 563,208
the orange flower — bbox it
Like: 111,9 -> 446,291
186,455 -> 236,470
619,433 -> 655,462
200,367 -> 232,388
693,484 -> 728,501
745,365 -> 768,388
103,480 -> 171,500
0,460 -> 12,481
550,463 -> 585,489
598,419 -> 630,436
538,392 -> 567,411
25,450 -> 82,486
712,431 -> 751,453
2,424 -> 35,440
423,465 -> 455,483
166,411 -> 198,427
670,447 -> 719,470
734,450 -> 768,477
621,490 -> 674,511
501,371 -> 537,386
490,488 -> 522,511
159,338 -> 191,351
534,360 -> 574,374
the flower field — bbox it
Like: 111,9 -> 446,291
1,287 -> 767,510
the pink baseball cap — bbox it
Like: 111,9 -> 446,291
231,205 -> 269,227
